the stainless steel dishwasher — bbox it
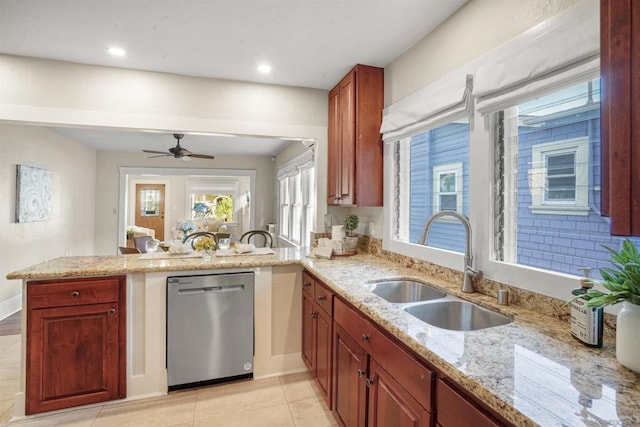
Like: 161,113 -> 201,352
166,272 -> 254,390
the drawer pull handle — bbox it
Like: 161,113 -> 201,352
108,309 -> 116,315
366,378 -> 375,387
361,334 -> 370,342
317,295 -> 327,301
357,369 -> 366,378
71,291 -> 80,298
303,282 -> 311,288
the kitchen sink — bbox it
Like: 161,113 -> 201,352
363,280 -> 446,304
403,300 -> 512,331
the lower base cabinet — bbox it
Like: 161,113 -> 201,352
436,379 -> 503,427
333,323 -> 368,427
26,276 -> 126,414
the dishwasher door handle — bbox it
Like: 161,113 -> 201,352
178,284 -> 245,294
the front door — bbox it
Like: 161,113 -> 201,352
135,184 -> 165,240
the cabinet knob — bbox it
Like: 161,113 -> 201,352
366,378 -> 375,387
108,308 -> 116,315
357,369 -> 366,378
310,311 -> 319,319
317,295 -> 327,301
303,282 -> 311,288
71,291 -> 80,298
361,334 -> 370,342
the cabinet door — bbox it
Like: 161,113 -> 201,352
26,302 -> 122,414
333,323 -> 368,427
367,360 -> 431,427
338,71 -> 356,205
316,305 -> 333,406
328,86 -> 341,205
302,292 -> 316,372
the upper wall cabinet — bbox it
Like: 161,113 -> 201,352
328,65 -> 384,207
601,0 -> 640,235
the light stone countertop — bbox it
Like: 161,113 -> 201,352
6,251 -> 640,426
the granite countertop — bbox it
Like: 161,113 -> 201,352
6,251 -> 639,426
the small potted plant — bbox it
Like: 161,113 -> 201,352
578,239 -> 640,372
343,215 -> 359,254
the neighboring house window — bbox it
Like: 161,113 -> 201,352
529,138 -> 589,215
277,151 -> 315,248
433,163 -> 463,213
185,179 -> 239,223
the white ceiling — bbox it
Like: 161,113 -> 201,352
0,0 -> 467,156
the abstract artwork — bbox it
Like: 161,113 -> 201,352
15,165 -> 52,223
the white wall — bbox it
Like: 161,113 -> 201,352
0,123 -> 97,317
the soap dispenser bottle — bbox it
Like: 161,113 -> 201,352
570,267 -> 603,348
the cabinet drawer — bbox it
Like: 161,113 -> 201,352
334,298 -> 376,353
28,276 -> 123,309
436,379 -> 501,427
314,281 -> 334,315
302,272 -> 315,296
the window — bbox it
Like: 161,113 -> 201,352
278,151 -> 315,248
185,179 -> 241,224
396,119 -> 469,253
433,163 -> 463,213
190,194 -> 234,221
529,138 -> 589,214
495,78 -> 640,278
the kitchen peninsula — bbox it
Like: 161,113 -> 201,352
6,248 -> 640,426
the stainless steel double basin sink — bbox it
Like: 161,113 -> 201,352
362,280 -> 511,331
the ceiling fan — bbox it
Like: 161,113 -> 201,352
142,134 -> 215,160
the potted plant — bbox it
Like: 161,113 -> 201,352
343,215 -> 359,254
193,236 -> 216,259
579,239 -> 640,372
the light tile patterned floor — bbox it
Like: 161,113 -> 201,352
0,334 -> 337,427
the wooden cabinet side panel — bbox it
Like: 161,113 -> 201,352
368,359 -> 431,427
328,87 -> 341,205
339,72 -> 356,205
354,65 -> 384,207
333,324 -> 368,427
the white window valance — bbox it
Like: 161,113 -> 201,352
381,74 -> 473,142
277,148 -> 314,179
474,0 -> 599,113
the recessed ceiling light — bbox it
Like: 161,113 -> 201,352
107,46 -> 126,57
257,63 -> 272,74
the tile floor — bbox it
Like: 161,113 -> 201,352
0,333 -> 337,426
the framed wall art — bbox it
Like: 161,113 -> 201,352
15,165 -> 52,223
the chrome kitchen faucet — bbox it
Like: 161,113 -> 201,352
419,211 -> 482,293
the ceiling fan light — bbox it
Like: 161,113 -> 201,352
181,156 -> 192,162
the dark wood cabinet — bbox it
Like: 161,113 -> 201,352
368,360 -> 431,427
327,64 -> 384,207
301,271 -> 334,406
600,0 -> 640,235
333,297 -> 434,427
26,276 -> 126,414
436,379 -> 502,427
333,323 -> 368,427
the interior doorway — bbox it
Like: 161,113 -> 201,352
134,183 -> 165,240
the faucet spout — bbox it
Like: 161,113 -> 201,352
420,211 -> 481,293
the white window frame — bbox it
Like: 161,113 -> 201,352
529,137 -> 589,215
277,150 -> 315,248
432,162 -> 463,214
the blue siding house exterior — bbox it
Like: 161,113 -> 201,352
409,111 -> 639,279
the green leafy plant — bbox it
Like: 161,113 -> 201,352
344,215 -> 359,236
580,239 -> 640,307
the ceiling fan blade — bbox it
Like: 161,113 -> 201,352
147,154 -> 172,158
142,149 -> 170,154
187,153 -> 216,160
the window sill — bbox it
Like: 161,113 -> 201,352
528,205 -> 590,216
